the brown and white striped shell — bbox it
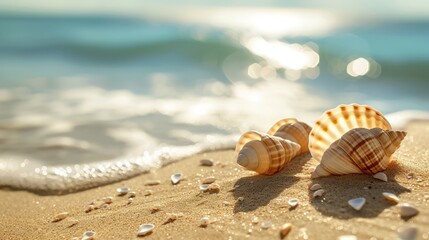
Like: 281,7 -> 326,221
267,118 -> 312,154
309,104 -> 392,161
311,128 -> 406,178
235,131 -> 300,175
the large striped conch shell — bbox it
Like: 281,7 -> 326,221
235,131 -> 301,175
267,118 -> 312,155
235,118 -> 311,175
309,104 -> 406,178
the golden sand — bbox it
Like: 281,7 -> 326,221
0,122 -> 428,239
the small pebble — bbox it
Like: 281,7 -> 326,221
260,221 -> 272,229
102,196 -> 113,204
252,216 -> 259,224
202,176 -> 216,184
288,198 -> 299,208
167,213 -> 178,222
129,191 -> 136,198
116,187 -> 129,196
82,231 -> 96,240
310,183 -> 322,191
200,159 -> 214,166
85,205 -> 95,213
398,226 -> 418,240
399,203 -> 419,218
348,197 -> 366,211
208,183 -> 220,192
67,219 -> 79,227
199,184 -> 211,192
99,203 -> 109,208
280,223 -> 292,238
313,189 -> 325,198
52,212 -> 68,222
137,224 -> 155,236
337,235 -> 357,240
151,205 -> 161,213
127,197 -> 133,204
406,173 -> 414,179
171,173 -> 183,185
237,197 -> 244,202
223,201 -> 230,206
144,190 -> 153,196
373,172 -> 388,182
382,192 -> 400,204
145,180 -> 161,186
199,216 -> 209,227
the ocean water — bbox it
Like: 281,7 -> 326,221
0,6 -> 429,193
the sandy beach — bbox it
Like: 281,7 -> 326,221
0,121 -> 428,240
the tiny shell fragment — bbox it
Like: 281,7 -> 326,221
199,216 -> 209,227
280,223 -> 292,237
145,180 -> 161,186
129,191 -> 136,198
102,196 -> 113,204
310,183 -> 322,191
348,197 -> 366,211
260,221 -> 272,229
237,197 -> 244,202
52,212 -> 68,222
82,231 -> 96,240
171,173 -> 183,185
382,192 -> 400,204
200,159 -> 214,166
202,176 -> 216,184
373,172 -> 388,182
116,187 -> 129,196
199,184 -> 211,191
288,198 -> 299,208
137,224 -> 155,236
313,189 -> 325,198
399,203 -> 419,218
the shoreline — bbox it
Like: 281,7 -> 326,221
1,122 -> 428,239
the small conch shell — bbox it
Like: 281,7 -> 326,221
267,118 -> 312,154
309,104 -> 392,161
235,131 -> 301,175
312,128 -> 406,178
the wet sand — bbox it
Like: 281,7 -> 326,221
0,122 -> 428,239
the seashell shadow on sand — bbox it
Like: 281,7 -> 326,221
308,159 -> 411,219
232,154 -> 311,213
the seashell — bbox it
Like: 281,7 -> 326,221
267,118 -> 312,154
199,184 -> 211,192
171,173 -> 182,185
310,183 -> 322,191
280,223 -> 292,237
235,131 -> 301,175
382,192 -> 400,204
348,197 -> 366,211
202,176 -> 216,184
311,128 -> 406,178
373,172 -> 388,182
312,189 -> 325,198
288,198 -> 299,208
309,104 -> 392,162
116,187 -> 129,196
137,224 -> 155,236
82,231 -> 96,240
398,203 -> 419,218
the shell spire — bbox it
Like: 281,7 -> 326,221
235,131 -> 301,175
268,118 -> 312,154
311,128 -> 407,178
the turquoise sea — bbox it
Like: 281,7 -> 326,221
0,2 -> 428,192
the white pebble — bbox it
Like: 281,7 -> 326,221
251,216 -> 259,224
81,231 -> 96,240
129,191 -> 136,198
373,172 -> 388,182
223,201 -> 230,206
313,189 -> 325,198
399,203 -> 419,218
128,198 -> 134,204
116,187 -> 129,196
53,212 -> 68,222
260,221 -> 272,229
348,197 -> 366,211
398,226 -> 418,240
382,192 -> 400,204
202,176 -> 216,184
199,216 -> 209,227
288,198 -> 299,208
310,183 -> 322,191
137,224 -> 155,236
200,159 -> 214,166
237,197 -> 244,202
199,184 -> 211,192
171,173 -> 183,185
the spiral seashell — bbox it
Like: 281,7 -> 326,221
235,131 -> 301,175
311,128 -> 407,178
268,118 -> 312,154
309,104 -> 392,161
